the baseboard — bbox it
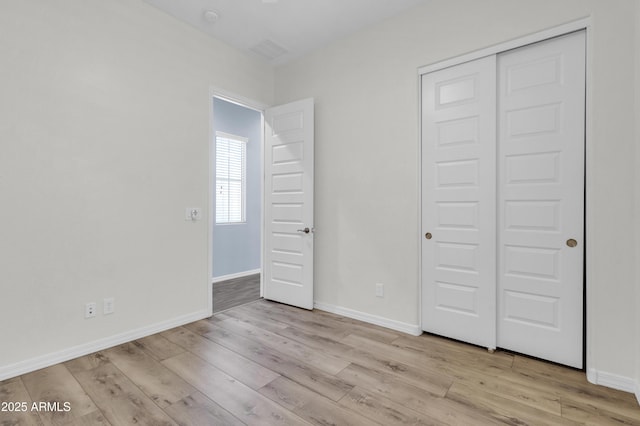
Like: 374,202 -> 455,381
313,302 -> 422,336
212,268 -> 260,283
0,309 -> 210,382
587,368 -> 639,396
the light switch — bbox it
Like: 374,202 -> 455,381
185,207 -> 202,221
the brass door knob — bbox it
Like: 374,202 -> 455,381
566,239 -> 578,248
425,232 -> 432,240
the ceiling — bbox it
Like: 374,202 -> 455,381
144,0 -> 426,65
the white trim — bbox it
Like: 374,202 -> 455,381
210,87 -> 268,112
0,309 -> 209,382
212,268 -> 261,283
216,131 -> 249,143
636,382 -> 640,406
259,111 -> 265,299
587,368 -> 638,395
583,21 -> 596,381
417,71 -> 424,341
314,302 -> 422,336
418,17 -> 591,75
207,88 -> 215,317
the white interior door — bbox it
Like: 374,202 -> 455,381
497,32 -> 585,368
421,56 -> 497,349
263,98 -> 314,310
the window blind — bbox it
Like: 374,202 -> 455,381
216,132 -> 247,224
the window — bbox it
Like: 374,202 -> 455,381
216,132 -> 247,224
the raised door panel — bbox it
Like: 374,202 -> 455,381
497,31 -> 585,368
421,55 -> 497,349
264,99 -> 314,310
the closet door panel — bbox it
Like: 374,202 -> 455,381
497,31 -> 585,368
421,56 -> 497,349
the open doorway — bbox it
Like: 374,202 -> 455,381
211,96 -> 263,313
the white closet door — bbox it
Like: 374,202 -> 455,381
497,31 -> 585,367
421,56 -> 497,349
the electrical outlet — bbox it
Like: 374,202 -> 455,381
103,298 -> 115,315
85,302 -> 97,319
375,283 -> 384,298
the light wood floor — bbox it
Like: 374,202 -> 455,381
213,274 -> 260,313
2,300 -> 639,425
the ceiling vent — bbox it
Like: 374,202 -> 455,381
249,39 -> 289,62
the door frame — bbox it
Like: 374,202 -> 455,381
417,17 -> 592,368
208,87 -> 268,315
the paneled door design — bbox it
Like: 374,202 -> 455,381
422,31 -> 585,368
264,98 -> 314,310
497,32 -> 585,368
421,56 -> 498,349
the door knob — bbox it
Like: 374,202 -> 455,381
425,232 -> 432,240
566,239 -> 577,248
297,227 -> 310,234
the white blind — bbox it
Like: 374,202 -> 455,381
216,132 -> 247,224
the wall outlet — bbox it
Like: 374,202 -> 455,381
103,298 -> 115,315
85,302 -> 97,318
375,283 -> 384,298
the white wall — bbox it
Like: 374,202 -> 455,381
275,0 -> 639,388
0,0 -> 273,377
635,0 -> 640,404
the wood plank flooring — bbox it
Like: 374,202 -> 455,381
213,274 -> 261,313
2,300 -> 640,425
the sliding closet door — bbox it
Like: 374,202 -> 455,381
497,31 -> 585,368
421,56 -> 497,349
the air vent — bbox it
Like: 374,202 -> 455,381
249,39 -> 288,61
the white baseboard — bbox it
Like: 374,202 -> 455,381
587,368 -> 639,396
313,302 -> 422,336
212,268 -> 260,283
0,309 -> 210,382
